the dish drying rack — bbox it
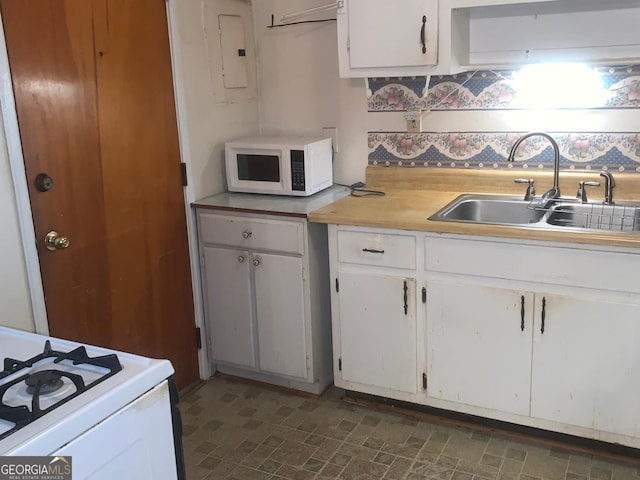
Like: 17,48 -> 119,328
528,200 -> 640,232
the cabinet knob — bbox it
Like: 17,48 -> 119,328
238,255 -> 246,263
253,256 -> 261,267
242,231 -> 252,239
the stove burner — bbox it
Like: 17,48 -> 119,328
0,340 -> 123,440
25,370 -> 64,395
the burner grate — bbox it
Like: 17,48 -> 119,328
0,340 -> 123,440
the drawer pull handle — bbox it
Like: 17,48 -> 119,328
420,15 -> 427,54
520,295 -> 525,331
253,256 -> 261,267
403,280 -> 408,315
238,255 -> 246,263
541,297 -> 546,334
362,248 -> 384,254
242,231 -> 252,239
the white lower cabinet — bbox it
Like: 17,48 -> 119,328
253,253 -> 307,379
328,226 -> 640,448
530,293 -> 640,439
328,225 -> 422,401
426,281 -> 532,416
338,271 -> 417,394
197,210 -> 333,394
202,246 -> 255,368
424,235 -> 640,447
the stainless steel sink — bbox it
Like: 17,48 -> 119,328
428,194 -> 546,226
545,202 -> 640,232
429,194 -> 640,233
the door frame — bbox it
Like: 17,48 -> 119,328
0,2 -> 210,380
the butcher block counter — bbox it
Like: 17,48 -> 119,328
309,167 -> 640,248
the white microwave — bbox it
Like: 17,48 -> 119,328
225,136 -> 333,196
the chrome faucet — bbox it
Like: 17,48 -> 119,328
576,180 -> 600,204
508,132 -> 561,202
599,170 -> 616,205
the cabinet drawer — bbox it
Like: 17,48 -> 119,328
199,213 -> 304,254
425,236 -> 640,294
337,230 -> 416,269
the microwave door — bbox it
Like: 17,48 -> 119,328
237,153 -> 280,182
231,152 -> 287,194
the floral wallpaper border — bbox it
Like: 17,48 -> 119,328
368,132 -> 640,172
367,65 -> 640,111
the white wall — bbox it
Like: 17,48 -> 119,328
253,1 -> 640,185
252,0 -> 369,185
0,113 -> 34,332
173,0 -> 260,200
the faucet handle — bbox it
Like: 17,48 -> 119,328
600,170 -> 616,187
514,178 -> 535,201
599,170 -> 616,205
576,181 -> 600,204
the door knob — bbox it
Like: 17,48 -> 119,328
44,230 -> 70,251
34,173 -> 54,192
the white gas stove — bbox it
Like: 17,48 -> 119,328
0,326 -> 185,479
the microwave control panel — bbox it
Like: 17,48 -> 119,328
291,150 -> 306,191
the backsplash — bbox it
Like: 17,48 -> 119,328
367,65 -> 640,112
367,65 -> 640,171
369,132 -> 640,172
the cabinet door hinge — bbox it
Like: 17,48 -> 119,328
180,162 -> 188,186
422,286 -> 426,303
338,357 -> 342,371
195,327 -> 202,349
422,372 -> 427,390
335,278 -> 339,293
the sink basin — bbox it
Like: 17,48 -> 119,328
429,193 -> 640,234
545,202 -> 640,232
429,194 -> 545,226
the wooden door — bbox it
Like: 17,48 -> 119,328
1,0 -> 199,389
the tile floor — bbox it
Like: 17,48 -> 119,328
179,377 -> 640,480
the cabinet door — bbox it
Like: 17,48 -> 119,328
254,253 -> 308,379
347,0 -> 438,68
531,294 -> 640,438
426,281 -> 533,416
202,246 -> 255,368
338,270 -> 417,394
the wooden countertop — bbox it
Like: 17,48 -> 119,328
309,167 -> 640,249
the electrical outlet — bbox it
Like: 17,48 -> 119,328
322,127 -> 338,153
404,110 -> 422,133
407,118 -> 421,133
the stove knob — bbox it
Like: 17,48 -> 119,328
44,230 -> 70,251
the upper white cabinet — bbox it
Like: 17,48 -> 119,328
338,0 -> 640,76
452,0 -> 640,70
337,0 -> 438,78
